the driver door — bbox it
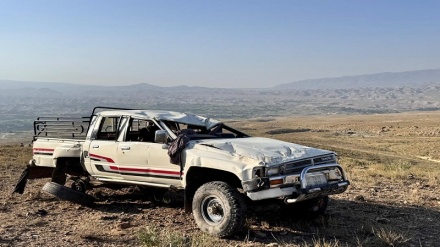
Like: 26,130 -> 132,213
116,118 -> 182,186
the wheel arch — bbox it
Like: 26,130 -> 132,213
53,157 -> 88,181
184,167 -> 243,213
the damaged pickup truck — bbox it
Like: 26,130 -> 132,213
14,106 -> 349,237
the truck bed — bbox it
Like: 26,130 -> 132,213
32,116 -> 90,167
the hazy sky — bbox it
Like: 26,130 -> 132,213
1,1 -> 439,88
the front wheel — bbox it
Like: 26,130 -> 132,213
192,181 -> 246,237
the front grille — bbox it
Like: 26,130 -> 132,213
282,154 -> 335,174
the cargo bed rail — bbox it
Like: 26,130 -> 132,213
34,106 -> 140,140
34,116 -> 91,140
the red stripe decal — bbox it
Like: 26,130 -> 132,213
109,165 -> 119,171
117,167 -> 180,176
90,153 -> 115,163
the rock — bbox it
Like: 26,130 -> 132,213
118,222 -> 131,229
36,209 -> 48,216
354,195 -> 365,201
120,217 -> 131,222
100,215 -> 118,220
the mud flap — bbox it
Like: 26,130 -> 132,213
184,190 -> 191,213
13,166 -> 30,194
184,183 -> 196,214
13,165 -> 55,194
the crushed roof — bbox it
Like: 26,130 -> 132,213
98,110 -> 220,128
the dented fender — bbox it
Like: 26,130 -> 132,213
181,147 -> 258,187
53,143 -> 82,158
52,144 -> 82,166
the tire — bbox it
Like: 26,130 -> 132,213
42,182 -> 95,207
51,164 -> 67,185
192,181 -> 246,237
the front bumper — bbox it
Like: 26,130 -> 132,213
244,163 -> 350,203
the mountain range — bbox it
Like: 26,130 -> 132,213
2,68 -> 440,93
274,68 -> 440,90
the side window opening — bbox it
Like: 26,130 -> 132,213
96,117 -> 122,141
126,118 -> 161,143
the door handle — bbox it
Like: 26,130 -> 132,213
120,146 -> 131,151
92,145 -> 99,148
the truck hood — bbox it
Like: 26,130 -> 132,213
194,137 -> 333,165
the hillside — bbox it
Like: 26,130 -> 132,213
275,68 -> 440,90
2,69 -> 440,133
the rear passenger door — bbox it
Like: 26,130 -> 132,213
85,116 -> 127,179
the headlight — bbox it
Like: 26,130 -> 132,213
328,168 -> 342,180
267,166 -> 281,176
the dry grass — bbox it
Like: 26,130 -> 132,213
0,145 -> 32,168
138,226 -> 221,247
371,227 -> 410,246
304,238 -> 343,247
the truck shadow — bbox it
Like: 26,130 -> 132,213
89,188 -> 440,246
243,198 -> 440,246
91,186 -> 184,212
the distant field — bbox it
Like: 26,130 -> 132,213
1,111 -> 440,246
0,132 -> 33,144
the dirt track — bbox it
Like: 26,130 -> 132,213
1,111 -> 440,246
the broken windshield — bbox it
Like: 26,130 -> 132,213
160,120 -> 249,140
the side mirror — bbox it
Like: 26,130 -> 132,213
154,130 -> 168,144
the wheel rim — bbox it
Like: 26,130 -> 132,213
71,180 -> 86,193
200,196 -> 225,225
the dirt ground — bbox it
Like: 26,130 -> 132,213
1,111 -> 440,246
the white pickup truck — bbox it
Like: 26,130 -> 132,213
14,106 -> 349,237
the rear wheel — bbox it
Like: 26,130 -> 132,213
42,182 -> 95,207
51,163 -> 67,185
192,181 -> 246,237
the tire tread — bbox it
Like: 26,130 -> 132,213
192,181 -> 246,237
